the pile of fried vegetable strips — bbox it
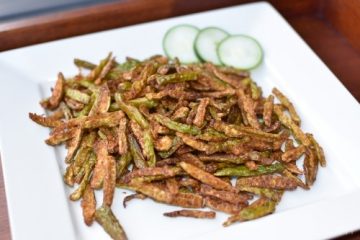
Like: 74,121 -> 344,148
29,53 -> 326,240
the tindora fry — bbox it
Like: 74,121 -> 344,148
273,105 -> 311,146
204,197 -> 246,214
223,198 -> 276,226
29,54 -> 326,238
263,95 -> 274,127
198,154 -> 246,164
95,205 -> 128,240
236,175 -> 298,190
118,118 -> 128,155
154,114 -> 201,135
281,145 -> 306,162
29,113 -> 63,127
214,163 -> 284,177
89,84 -> 111,116
90,140 -> 108,189
123,193 -> 147,208
103,156 -> 116,207
166,178 -> 179,194
89,52 -> 112,81
122,166 -> 180,183
74,58 -> 96,70
164,209 -> 215,219
70,153 -> 96,201
65,127 -> 83,163
236,88 -> 260,129
304,148 -> 318,187
81,185 -> 96,226
128,134 -> 147,169
154,135 -> 173,151
170,192 -> 204,208
116,152 -> 132,179
236,186 -> 283,202
307,133 -> 326,167
200,184 -> 250,204
193,97 -> 210,127
179,162 -> 235,192
40,72 -> 65,110
272,88 -> 301,125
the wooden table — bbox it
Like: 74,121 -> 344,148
0,0 -> 359,239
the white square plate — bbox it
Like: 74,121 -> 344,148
1,2 -> 360,240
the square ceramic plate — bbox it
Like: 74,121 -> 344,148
0,2 -> 360,240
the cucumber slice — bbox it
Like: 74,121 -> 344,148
217,35 -> 263,70
194,27 -> 229,65
163,24 -> 200,63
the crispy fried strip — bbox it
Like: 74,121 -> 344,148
166,178 -> 179,194
116,152 -> 132,179
89,84 -> 111,116
281,145 -> 306,162
46,127 -> 79,145
307,133 -> 326,167
273,88 -> 301,125
204,197 -> 246,214
118,118 -> 128,155
70,153 -> 96,201
282,169 -> 308,190
103,156 -> 116,207
170,192 -> 204,208
193,98 -> 210,127
125,63 -> 156,99
263,95 -> 274,127
236,89 -> 260,129
284,162 -> 303,175
90,140 -> 108,189
237,186 -> 283,202
179,162 -> 235,192
65,127 -> 83,163
125,182 -> 173,203
214,163 -> 284,177
164,210 -> 215,219
29,113 -> 63,127
236,175 -> 298,190
200,184 -> 250,204
122,166 -> 181,183
123,193 -> 147,208
273,105 -> 310,146
81,185 -> 96,226
154,114 -> 201,135
128,134 -> 147,169
154,136 -> 172,151
223,198 -> 276,227
178,153 -> 206,170
40,72 -> 65,109
95,205 -> 128,240
198,154 -> 247,164
304,148 -> 318,187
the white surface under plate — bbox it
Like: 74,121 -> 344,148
1,2 -> 360,240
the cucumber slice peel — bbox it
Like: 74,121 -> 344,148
217,35 -> 263,70
194,27 -> 229,65
163,24 -> 200,64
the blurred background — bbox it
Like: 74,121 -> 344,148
0,0 -> 116,21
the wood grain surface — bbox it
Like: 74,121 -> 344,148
0,0 -> 359,239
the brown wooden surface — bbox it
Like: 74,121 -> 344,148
0,0 -> 320,52
323,0 -> 360,53
1,1 -> 360,240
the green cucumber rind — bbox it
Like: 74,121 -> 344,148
162,24 -> 200,64
217,34 -> 263,70
194,26 -> 230,64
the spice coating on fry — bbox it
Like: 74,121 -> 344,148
29,54 -> 326,239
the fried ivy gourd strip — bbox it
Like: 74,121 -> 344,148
29,53 -> 326,239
